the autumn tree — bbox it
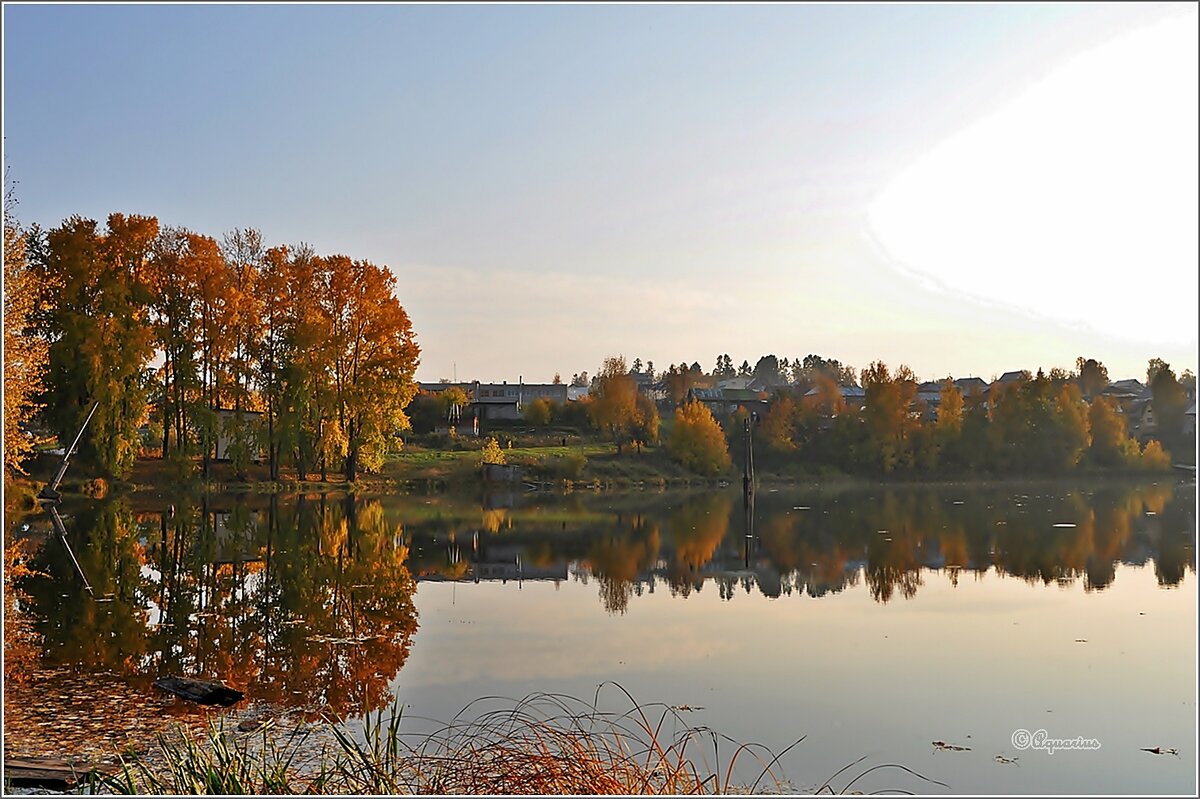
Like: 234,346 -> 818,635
218,229 -> 266,477
663,363 -> 697,405
589,356 -> 639,453
1087,395 -> 1133,467
255,244 -> 295,479
668,398 -> 731,475
33,214 -> 157,478
630,391 -> 660,453
523,397 -> 552,427
322,255 -> 420,480
937,378 -> 964,431
481,437 -> 506,465
187,232 -> 233,478
760,394 -> 799,453
277,244 -> 333,481
3,185 -> 49,475
860,361 -> 918,473
148,227 -> 200,461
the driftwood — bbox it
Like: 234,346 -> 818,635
154,676 -> 244,706
3,756 -> 114,789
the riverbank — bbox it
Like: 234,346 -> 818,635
3,686 -> 815,795
10,437 -> 1185,508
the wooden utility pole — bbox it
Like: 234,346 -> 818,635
742,413 -> 755,506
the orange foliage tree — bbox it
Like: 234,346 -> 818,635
668,398 -> 731,475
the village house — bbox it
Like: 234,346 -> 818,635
687,386 -> 769,419
801,384 -> 866,412
417,380 -> 569,421
954,376 -> 988,398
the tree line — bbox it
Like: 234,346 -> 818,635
502,353 -> 1193,479
745,360 -> 1190,476
5,207 -> 420,481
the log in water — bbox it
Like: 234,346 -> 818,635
3,756 -> 113,789
153,676 -> 244,706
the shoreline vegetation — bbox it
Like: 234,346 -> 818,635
5,435 -> 1186,510
33,687 -> 943,796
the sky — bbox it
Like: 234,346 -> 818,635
3,3 -> 1197,384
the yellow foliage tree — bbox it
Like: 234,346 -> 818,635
523,397 -> 552,426
3,188 -> 47,475
589,356 -> 638,453
668,399 -> 731,475
1140,439 -> 1170,471
481,437 -> 507,465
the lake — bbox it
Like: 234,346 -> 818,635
4,479 -> 1195,794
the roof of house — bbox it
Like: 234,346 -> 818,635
690,387 -> 765,402
804,385 -> 865,399
954,377 -> 988,391
995,371 -> 1027,384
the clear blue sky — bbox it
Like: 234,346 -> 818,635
4,3 -> 1196,383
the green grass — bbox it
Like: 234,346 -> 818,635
383,441 -> 715,489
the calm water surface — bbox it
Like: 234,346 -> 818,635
5,480 -> 1195,794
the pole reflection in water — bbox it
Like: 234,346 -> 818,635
3,480 -> 1194,770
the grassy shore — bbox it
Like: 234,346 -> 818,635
13,422 -> 1183,505
69,687 -> 947,796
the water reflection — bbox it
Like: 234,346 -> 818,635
8,481 -> 1194,696
399,482 -> 1194,611
17,494 -> 418,720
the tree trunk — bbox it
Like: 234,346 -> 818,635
161,365 -> 171,459
267,404 -> 277,480
344,419 -> 357,481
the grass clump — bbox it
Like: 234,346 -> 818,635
91,686 -> 805,795
88,685 -> 948,795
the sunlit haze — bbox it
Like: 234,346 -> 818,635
869,12 -> 1199,346
3,3 -> 1196,383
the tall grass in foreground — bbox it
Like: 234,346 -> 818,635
91,684 -> 947,794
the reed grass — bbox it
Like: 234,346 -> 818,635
88,683 -> 946,795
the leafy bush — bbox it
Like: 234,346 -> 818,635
668,400 -> 731,476
481,437 -> 506,465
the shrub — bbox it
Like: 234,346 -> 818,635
523,398 -> 553,426
481,437 -> 506,465
1140,439 -> 1171,471
668,400 -> 731,476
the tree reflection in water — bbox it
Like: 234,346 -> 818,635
4,481 -> 1193,759
402,481 -> 1194,612
15,494 -> 418,725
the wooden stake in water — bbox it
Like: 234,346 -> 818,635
37,401 -> 99,503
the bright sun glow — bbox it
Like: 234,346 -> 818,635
868,11 -> 1198,346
